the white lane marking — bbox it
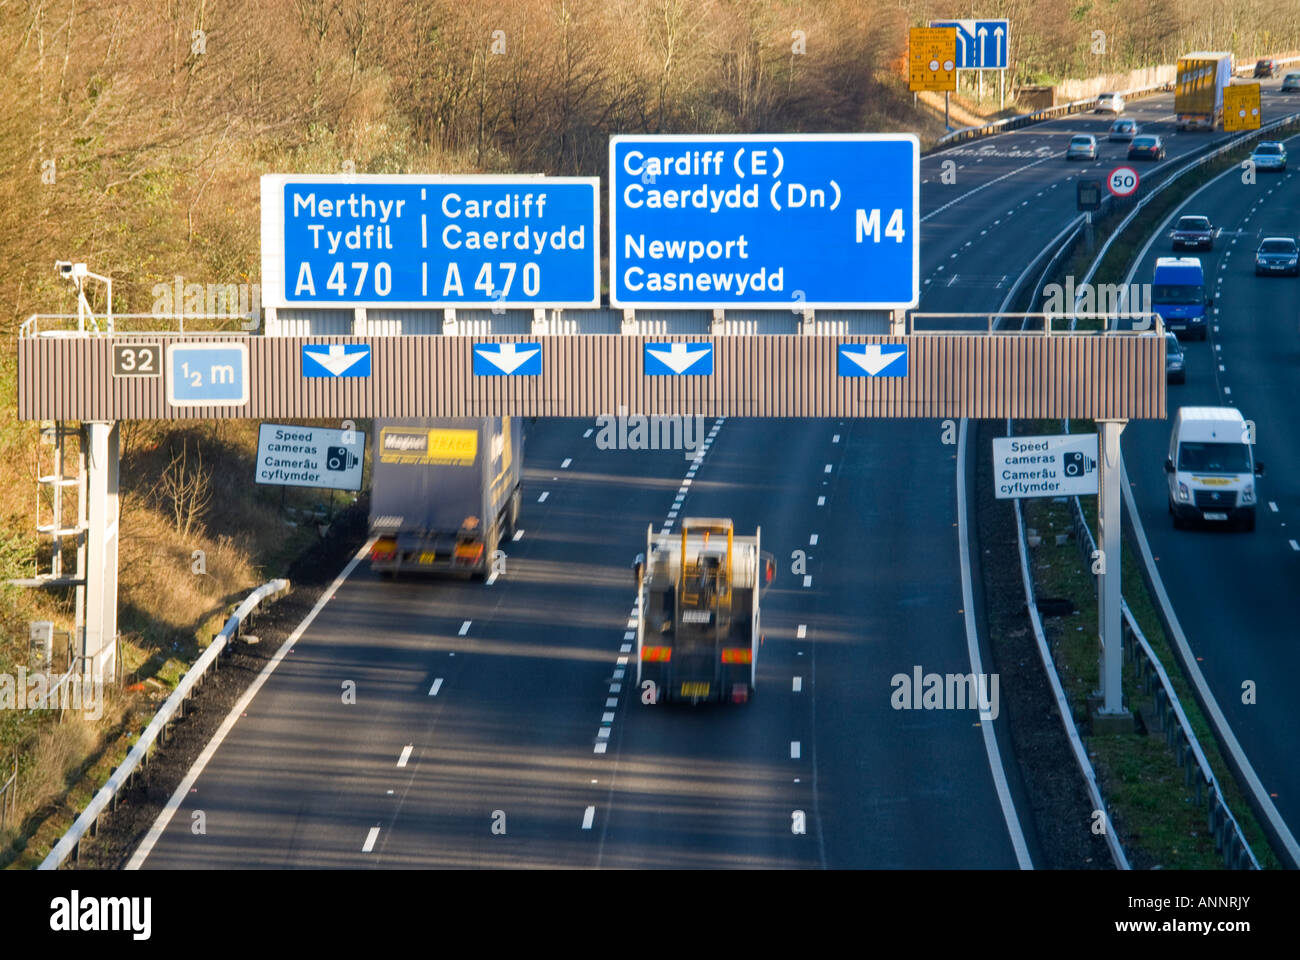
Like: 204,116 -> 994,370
606,697 -> 618,708
921,152 -> 1057,222
1219,364 -> 1226,372
602,712 -> 615,723
609,683 -> 621,693
817,496 -> 826,506
624,631 -> 635,641
1224,386 -> 1232,395
512,529 -> 524,541
429,678 -> 443,696
459,621 -> 471,635
485,571 -> 499,586
597,727 -> 611,739
363,827 -> 381,852
956,418 -> 1034,869
809,534 -> 819,545
620,643 -> 631,653
790,741 -> 801,759
797,625 -> 807,638
582,806 -> 596,829
823,464 -> 832,473
793,677 -> 803,692
617,656 -> 629,665
594,742 -> 608,754
561,458 -> 572,468
832,434 -> 840,443
1269,502 -> 1279,512
583,428 -> 593,438
613,669 -> 625,679
397,744 -> 413,768
127,539 -> 374,870
538,491 -> 549,503
1291,540 -> 1299,551
802,575 -> 812,587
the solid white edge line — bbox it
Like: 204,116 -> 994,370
1122,459 -> 1300,865
127,538 -> 375,870
958,419 -> 1034,870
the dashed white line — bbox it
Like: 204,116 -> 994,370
362,827 -> 380,852
538,491 -> 549,503
602,712 -> 615,723
790,741 -> 801,759
797,625 -> 807,638
561,458 -> 572,468
397,744 -> 413,768
809,534 -> 819,545
597,727 -> 611,739
817,496 -> 825,506
429,678 -> 443,696
606,697 -> 618,708
802,575 -> 812,587
582,806 -> 596,829
832,434 -> 840,443
823,464 -> 832,473
1269,502 -> 1279,512
583,428 -> 593,438
594,742 -> 608,754
458,621 -> 471,636
793,677 -> 803,692
1291,540 -> 1299,552
512,529 -> 524,541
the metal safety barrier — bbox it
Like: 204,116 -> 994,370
37,578 -> 290,869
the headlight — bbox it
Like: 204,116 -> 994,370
1178,482 -> 1190,502
1241,485 -> 1255,505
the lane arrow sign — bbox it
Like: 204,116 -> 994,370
644,342 -> 714,375
837,343 -> 909,377
473,343 -> 542,375
302,344 -> 371,377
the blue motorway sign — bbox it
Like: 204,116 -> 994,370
837,343 -> 908,377
473,343 -> 542,376
610,135 -> 918,309
302,344 -> 371,377
928,19 -> 1009,69
261,174 -> 600,309
167,343 -> 248,406
644,342 -> 713,375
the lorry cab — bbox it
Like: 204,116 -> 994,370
1153,257 -> 1211,340
1165,406 -> 1263,531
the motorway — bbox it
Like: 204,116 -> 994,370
1119,127 -> 1300,842
136,80 -> 1299,869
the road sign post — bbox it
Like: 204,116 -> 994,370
609,134 -> 919,309
1223,83 -> 1261,131
1094,420 -> 1130,725
261,174 -> 600,309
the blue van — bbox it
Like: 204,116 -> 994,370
1153,257 -> 1211,340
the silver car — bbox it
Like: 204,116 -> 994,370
1108,118 -> 1139,142
1066,134 -> 1098,161
1095,92 -> 1125,113
1250,142 -> 1287,172
1282,73 -> 1300,92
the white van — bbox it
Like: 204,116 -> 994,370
1165,407 -> 1264,531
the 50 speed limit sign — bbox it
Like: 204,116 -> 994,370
1107,166 -> 1140,197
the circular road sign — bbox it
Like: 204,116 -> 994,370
1107,165 -> 1139,198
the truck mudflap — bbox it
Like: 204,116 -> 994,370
639,648 -> 753,705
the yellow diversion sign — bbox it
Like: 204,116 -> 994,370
1224,84 -> 1261,131
909,27 -> 957,92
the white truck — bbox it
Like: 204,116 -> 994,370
1165,406 -> 1263,531
634,518 -> 773,705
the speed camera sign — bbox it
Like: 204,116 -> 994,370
1107,166 -> 1139,197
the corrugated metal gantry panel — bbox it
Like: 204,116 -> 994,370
16,334 -> 1164,421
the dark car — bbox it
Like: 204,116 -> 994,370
1255,237 -> 1299,276
1255,58 -> 1277,78
1165,332 -> 1185,384
1128,134 -> 1165,161
1171,215 -> 1214,251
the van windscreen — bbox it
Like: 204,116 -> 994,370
1178,441 -> 1251,473
1153,284 -> 1204,304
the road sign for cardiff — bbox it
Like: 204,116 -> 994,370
261,174 -> 600,309
610,134 -> 919,309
